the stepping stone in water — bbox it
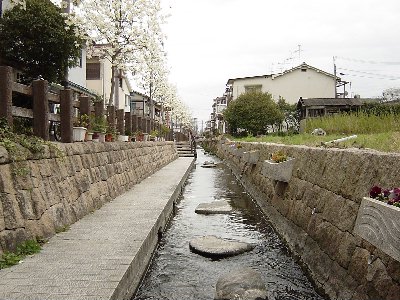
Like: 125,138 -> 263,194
215,267 -> 268,300
189,235 -> 254,258
201,161 -> 217,168
195,201 -> 233,214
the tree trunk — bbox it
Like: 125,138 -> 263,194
108,66 -> 116,107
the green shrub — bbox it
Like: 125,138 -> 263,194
305,111 -> 400,135
0,239 -> 42,270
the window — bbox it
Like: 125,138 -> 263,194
308,108 -> 325,117
86,63 -> 100,80
301,68 -> 307,72
245,85 -> 262,93
119,78 -> 123,88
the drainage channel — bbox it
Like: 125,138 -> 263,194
131,150 -> 326,300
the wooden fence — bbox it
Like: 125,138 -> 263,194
0,65 -> 171,143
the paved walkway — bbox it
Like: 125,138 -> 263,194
0,157 -> 194,300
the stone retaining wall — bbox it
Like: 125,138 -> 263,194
206,139 -> 400,300
0,141 -> 178,254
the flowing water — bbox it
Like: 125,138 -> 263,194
132,150 -> 326,300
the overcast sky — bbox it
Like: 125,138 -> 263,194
161,0 -> 400,127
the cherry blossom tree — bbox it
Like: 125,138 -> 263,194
382,88 -> 400,102
78,0 -> 166,107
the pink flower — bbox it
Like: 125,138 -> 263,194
369,186 -> 382,198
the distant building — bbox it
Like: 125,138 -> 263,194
86,45 -> 132,111
297,97 -> 380,119
210,96 -> 228,134
0,0 -> 13,17
227,62 -> 337,105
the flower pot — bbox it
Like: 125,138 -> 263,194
85,132 -> 93,141
354,197 -> 400,262
105,133 -> 113,142
261,157 -> 295,182
243,150 -> 260,164
143,133 -> 149,141
92,132 -> 105,142
118,135 -> 129,142
73,127 -> 87,142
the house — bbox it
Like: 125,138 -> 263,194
130,90 -> 150,117
0,0 -> 16,17
226,62 -> 337,105
210,96 -> 228,134
86,47 -> 132,111
297,97 -> 380,119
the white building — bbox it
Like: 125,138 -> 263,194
211,96 -> 228,134
0,0 -> 12,16
227,62 -> 337,105
86,47 -> 132,111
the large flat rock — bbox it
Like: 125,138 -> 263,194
215,267 -> 267,300
195,201 -> 233,214
189,235 -> 254,258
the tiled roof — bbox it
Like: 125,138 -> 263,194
226,62 -> 335,85
298,98 -> 380,107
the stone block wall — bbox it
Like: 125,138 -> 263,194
0,141 -> 178,254
207,140 -> 400,300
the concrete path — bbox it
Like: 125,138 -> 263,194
0,157 -> 194,300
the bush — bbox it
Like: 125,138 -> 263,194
224,91 -> 283,136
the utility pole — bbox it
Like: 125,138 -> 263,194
333,56 -> 337,98
62,0 -> 71,88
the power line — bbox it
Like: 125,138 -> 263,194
336,56 -> 400,65
339,72 -> 400,81
338,67 -> 400,80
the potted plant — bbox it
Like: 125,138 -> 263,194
124,130 -> 133,142
353,186 -> 400,262
135,130 -> 144,142
91,115 -> 107,142
118,131 -> 129,142
261,150 -> 295,182
105,125 -> 116,142
72,114 -> 89,142
150,129 -> 159,141
160,125 -> 170,141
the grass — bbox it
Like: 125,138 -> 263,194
229,112 -> 400,153
0,240 -> 42,270
305,112 -> 400,135
232,132 -> 400,153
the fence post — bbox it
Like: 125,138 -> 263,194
132,115 -> 138,133
79,95 -> 91,116
60,89 -> 73,143
137,116 -> 142,132
0,66 -> 14,125
32,80 -> 49,140
107,105 -> 116,132
79,96 -> 91,130
142,117 -> 148,133
116,109 -> 124,135
147,118 -> 151,133
94,100 -> 104,119
125,112 -> 132,135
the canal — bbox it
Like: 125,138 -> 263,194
132,150 -> 326,300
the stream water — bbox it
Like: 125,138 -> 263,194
132,150 -> 326,300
